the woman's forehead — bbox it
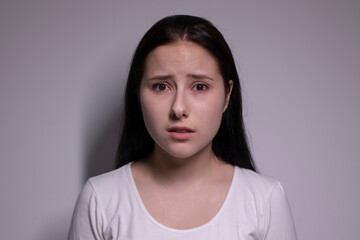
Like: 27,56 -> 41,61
143,41 -> 221,77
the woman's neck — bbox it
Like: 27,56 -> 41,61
143,143 -> 226,185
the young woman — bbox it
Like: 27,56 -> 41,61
68,15 -> 297,240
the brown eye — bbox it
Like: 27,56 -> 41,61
153,83 -> 169,91
193,84 -> 208,91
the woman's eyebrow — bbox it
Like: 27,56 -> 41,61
146,74 -> 214,81
187,74 -> 214,81
147,74 -> 173,81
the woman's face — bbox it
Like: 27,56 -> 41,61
139,41 -> 232,159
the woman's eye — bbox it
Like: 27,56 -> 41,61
153,83 -> 169,91
193,84 -> 208,91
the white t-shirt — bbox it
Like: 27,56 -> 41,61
68,163 -> 297,240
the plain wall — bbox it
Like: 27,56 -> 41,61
1,0 -> 359,239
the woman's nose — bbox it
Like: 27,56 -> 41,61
171,90 -> 189,119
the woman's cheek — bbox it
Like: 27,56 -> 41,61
141,94 -> 167,135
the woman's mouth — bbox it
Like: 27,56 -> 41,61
167,126 -> 195,140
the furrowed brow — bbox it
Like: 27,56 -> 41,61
187,74 -> 214,81
147,74 -> 173,81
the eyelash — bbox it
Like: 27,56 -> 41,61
151,83 -> 209,92
192,83 -> 208,91
152,83 -> 170,91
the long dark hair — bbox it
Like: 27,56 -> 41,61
115,15 -> 256,171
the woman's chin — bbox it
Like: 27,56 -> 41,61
155,143 -> 213,161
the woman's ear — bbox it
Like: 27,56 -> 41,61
223,80 -> 233,112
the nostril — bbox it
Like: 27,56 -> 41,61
170,91 -> 190,119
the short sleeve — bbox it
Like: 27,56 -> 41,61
68,181 -> 105,240
261,182 -> 297,240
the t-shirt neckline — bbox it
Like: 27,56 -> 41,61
125,162 -> 237,233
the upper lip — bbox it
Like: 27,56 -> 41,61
167,126 -> 195,132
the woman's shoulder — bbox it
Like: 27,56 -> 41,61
233,166 -> 284,199
231,167 -> 297,239
86,163 -> 132,198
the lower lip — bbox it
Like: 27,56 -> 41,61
168,131 -> 195,140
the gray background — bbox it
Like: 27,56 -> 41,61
1,0 -> 359,239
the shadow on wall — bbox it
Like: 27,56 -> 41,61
83,88 -> 123,182
83,99 -> 123,182
37,213 -> 71,240
51,58 -> 126,240
33,107 -> 122,240
81,63 -> 126,182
